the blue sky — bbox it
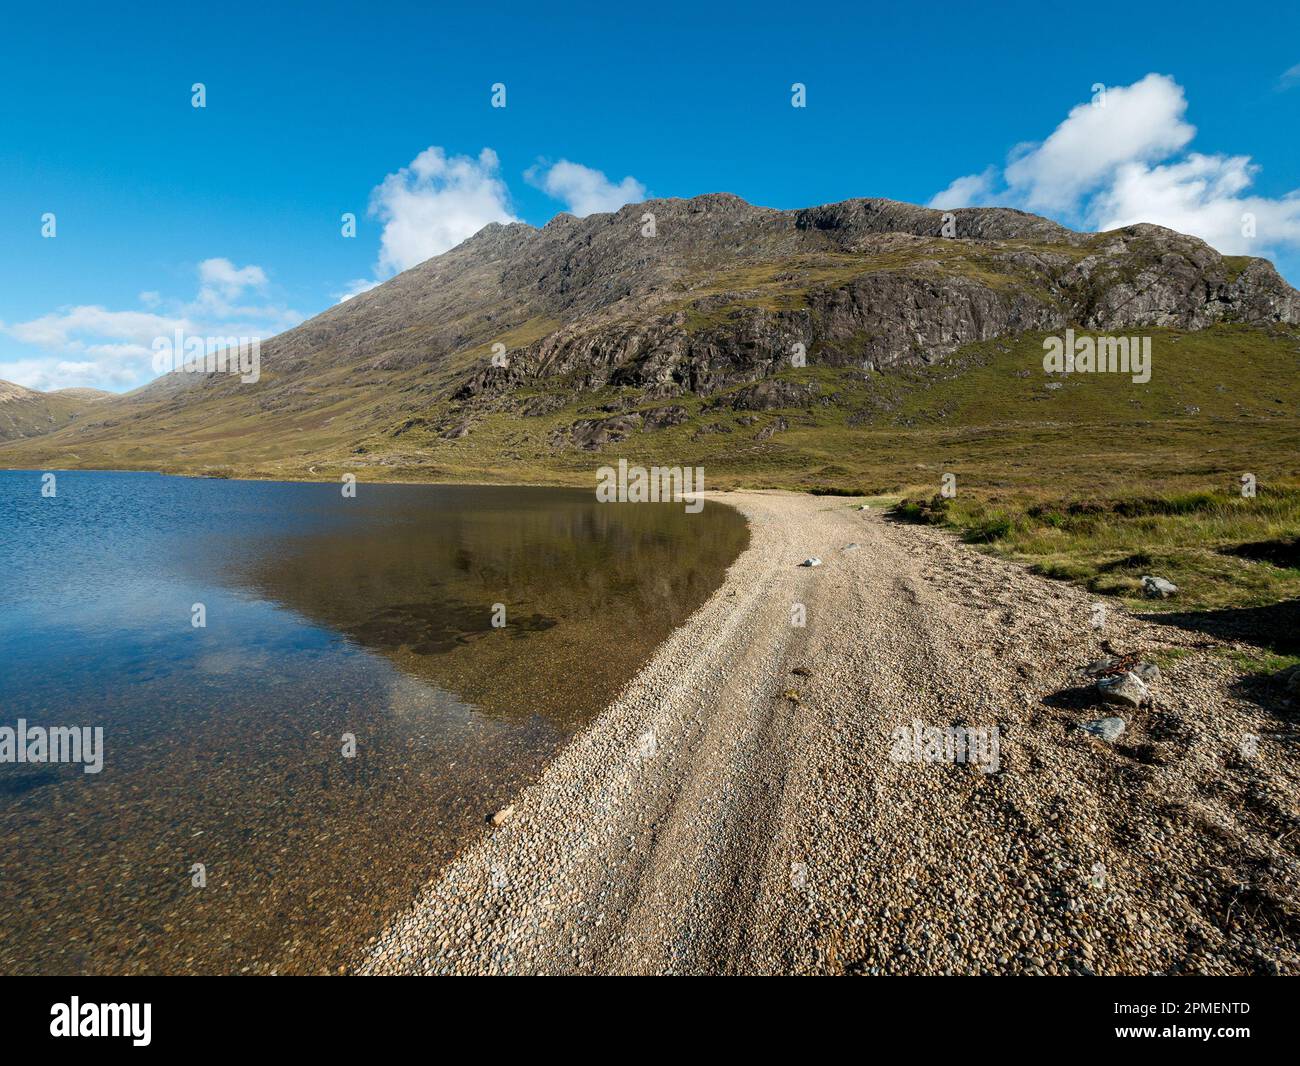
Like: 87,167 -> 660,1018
2,0 -> 1298,391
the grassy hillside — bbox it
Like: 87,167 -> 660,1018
0,381 -> 110,441
315,323 -> 1298,491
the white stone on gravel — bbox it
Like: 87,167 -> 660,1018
1141,575 -> 1178,598
1097,672 -> 1147,708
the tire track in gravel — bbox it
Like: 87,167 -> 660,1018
555,501 -> 822,975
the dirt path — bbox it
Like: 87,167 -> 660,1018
360,491 -> 1300,975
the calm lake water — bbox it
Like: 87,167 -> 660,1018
0,470 -> 748,974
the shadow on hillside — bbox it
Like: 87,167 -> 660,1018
881,499 -> 943,526
1136,598 -> 1300,655
1223,537 -> 1300,570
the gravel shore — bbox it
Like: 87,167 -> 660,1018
360,491 -> 1300,975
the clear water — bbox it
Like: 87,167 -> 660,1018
0,470 -> 748,974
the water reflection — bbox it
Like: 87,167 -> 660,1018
0,472 -> 747,974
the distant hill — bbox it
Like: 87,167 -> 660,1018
0,380 -> 110,443
1,193 -> 1296,484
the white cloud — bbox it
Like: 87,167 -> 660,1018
1,259 -> 302,392
1092,153 -> 1300,256
1004,74 -> 1194,212
6,306 -> 188,351
333,277 -> 381,303
339,149 -> 643,298
927,167 -> 1000,210
927,74 -> 1300,273
1279,63 -> 1300,90
189,257 -> 274,318
0,357 -> 138,392
197,257 -> 268,301
367,147 -> 517,275
525,159 -> 646,217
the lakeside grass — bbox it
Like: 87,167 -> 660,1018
889,484 -> 1300,613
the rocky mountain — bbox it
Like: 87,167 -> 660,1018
0,380 -> 110,442
2,193 -> 1297,478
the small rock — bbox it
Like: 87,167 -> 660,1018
843,543 -> 861,552
489,805 -> 515,827
1132,662 -> 1161,683
1141,575 -> 1178,598
791,666 -> 812,677
857,505 -> 870,511
1097,672 -> 1147,708
800,557 -> 822,567
1081,655 -> 1119,677
1081,717 -> 1127,742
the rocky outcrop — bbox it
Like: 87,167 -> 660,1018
1066,227 -> 1300,329
551,414 -> 643,451
725,380 -> 821,411
642,405 -> 689,430
794,198 -> 1079,245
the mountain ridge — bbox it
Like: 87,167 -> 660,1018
2,192 -> 1297,478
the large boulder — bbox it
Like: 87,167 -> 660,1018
556,413 -> 643,451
